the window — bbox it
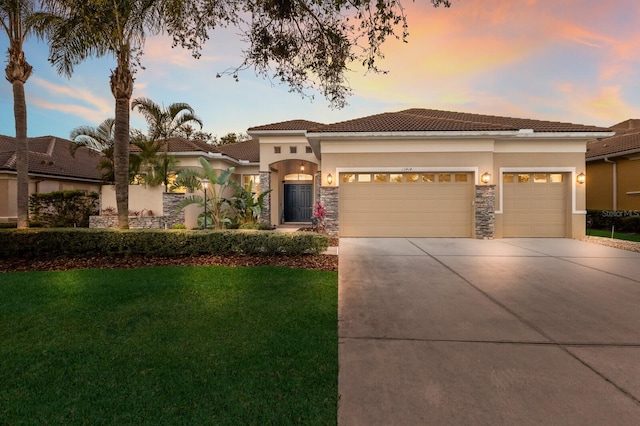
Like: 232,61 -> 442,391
438,173 -> 451,183
357,173 -> 371,182
518,174 -> 530,183
305,146 -> 312,153
406,173 -> 419,182
284,173 -> 313,181
503,174 -> 515,183
454,173 -> 468,183
374,174 -> 387,183
550,174 -> 564,183
390,174 -> 403,183
342,174 -> 355,183
274,146 -> 281,154
243,175 -> 260,193
290,146 -> 297,154
422,174 -> 435,183
533,174 -> 547,183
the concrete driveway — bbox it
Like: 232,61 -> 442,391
338,238 -> 640,425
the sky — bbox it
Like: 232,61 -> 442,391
2,0 -> 640,140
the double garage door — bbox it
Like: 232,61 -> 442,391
338,171 -> 568,238
339,172 -> 474,237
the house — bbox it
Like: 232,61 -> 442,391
586,120 -> 640,211
0,135 -> 103,223
248,109 -> 613,238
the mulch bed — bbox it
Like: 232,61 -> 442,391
0,253 -> 338,274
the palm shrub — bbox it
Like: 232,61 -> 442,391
175,157 -> 235,229
230,179 -> 271,227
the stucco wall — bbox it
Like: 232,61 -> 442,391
101,185 -> 165,214
0,173 -> 101,222
587,158 -> 640,211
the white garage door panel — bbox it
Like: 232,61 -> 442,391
339,173 -> 473,237
503,173 -> 567,238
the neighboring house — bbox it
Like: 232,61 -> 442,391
0,135 -> 103,223
248,109 -> 612,238
586,120 -> 640,211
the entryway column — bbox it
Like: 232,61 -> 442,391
319,186 -> 339,236
475,185 -> 495,239
259,171 -> 271,224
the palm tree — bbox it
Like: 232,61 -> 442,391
131,97 -> 203,191
2,0 -> 35,228
70,118 -> 141,184
33,0 -> 164,228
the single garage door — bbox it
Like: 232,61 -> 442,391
502,172 -> 568,237
339,172 -> 474,237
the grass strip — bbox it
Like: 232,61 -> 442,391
587,229 -> 640,242
0,266 -> 338,425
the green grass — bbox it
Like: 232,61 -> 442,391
587,229 -> 640,242
0,266 -> 338,425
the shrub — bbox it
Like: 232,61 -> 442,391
29,191 -> 99,228
587,209 -> 640,233
0,229 -> 329,259
171,223 -> 187,230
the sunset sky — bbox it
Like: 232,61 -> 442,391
2,0 -> 640,140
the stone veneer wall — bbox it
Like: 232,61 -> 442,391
319,186 -> 339,236
90,216 -> 165,229
162,193 -> 185,229
475,185 -> 495,239
259,171 -> 271,224
90,192 -> 186,229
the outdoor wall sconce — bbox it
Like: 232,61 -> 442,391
576,172 -> 586,184
327,174 -> 333,185
481,172 -> 491,184
300,163 -> 305,172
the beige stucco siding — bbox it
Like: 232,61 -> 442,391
586,158 -> 640,211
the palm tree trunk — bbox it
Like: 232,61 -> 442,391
110,57 -> 133,229
13,80 -> 29,229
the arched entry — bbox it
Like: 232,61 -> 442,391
268,159 -> 318,224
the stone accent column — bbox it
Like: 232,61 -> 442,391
259,171 -> 271,224
319,186 -> 339,236
475,185 -> 495,239
163,193 -> 185,229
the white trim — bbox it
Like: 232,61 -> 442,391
496,167 -> 584,215
310,131 -> 516,140
626,191 -> 640,195
308,130 -> 613,140
335,167 -> 480,185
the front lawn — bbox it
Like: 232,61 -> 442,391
0,266 -> 338,424
586,229 -> 640,242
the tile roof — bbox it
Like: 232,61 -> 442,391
248,119 -> 325,132
586,128 -> 640,159
0,135 -> 103,181
130,137 -> 222,154
216,139 -> 259,162
311,109 -> 610,133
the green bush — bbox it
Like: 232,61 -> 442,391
587,209 -> 640,233
0,223 -> 17,229
0,229 -> 329,260
29,190 -> 99,228
171,223 -> 187,229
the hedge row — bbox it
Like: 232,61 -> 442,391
587,210 -> 640,234
0,229 -> 329,260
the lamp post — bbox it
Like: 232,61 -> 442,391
202,178 -> 210,229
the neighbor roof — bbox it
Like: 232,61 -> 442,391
311,109 -> 610,133
0,135 -> 103,181
586,127 -> 640,159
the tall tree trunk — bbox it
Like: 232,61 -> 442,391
6,47 -> 32,229
13,80 -> 29,229
110,55 -> 133,229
